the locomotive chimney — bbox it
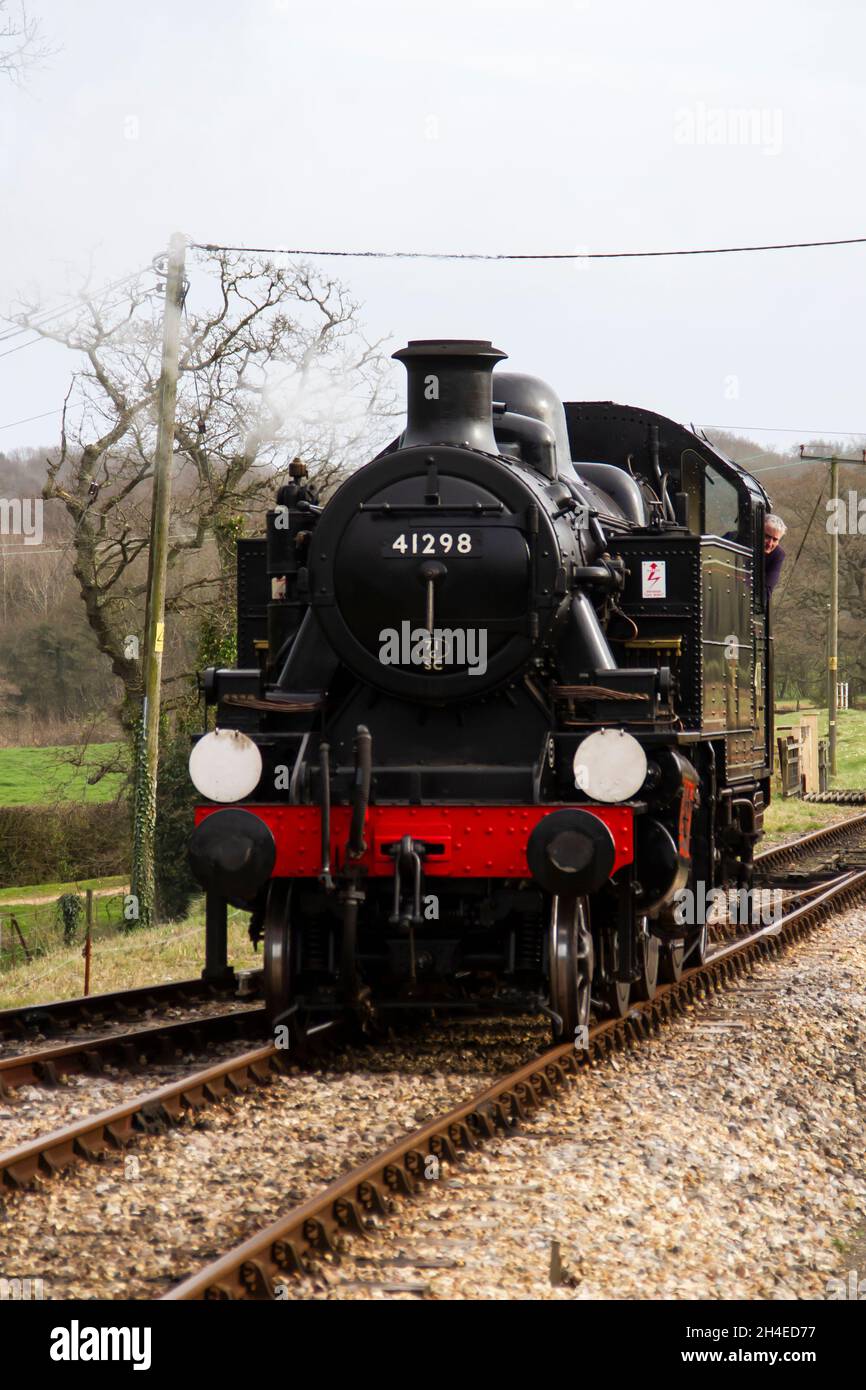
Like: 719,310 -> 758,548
393,339 -> 507,454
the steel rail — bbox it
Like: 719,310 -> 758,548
0,1043 -> 281,1191
0,972 -> 261,1043
0,1006 -> 266,1095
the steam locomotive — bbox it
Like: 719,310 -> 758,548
188,339 -> 774,1041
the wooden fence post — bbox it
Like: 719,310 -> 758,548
11,914 -> 32,964
83,889 -> 93,996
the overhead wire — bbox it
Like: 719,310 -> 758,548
190,233 -> 866,261
0,408 -> 63,432
704,424 -> 866,437
0,266 -> 159,365
0,266 -> 154,342
3,240 -> 863,477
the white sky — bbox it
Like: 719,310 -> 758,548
2,0 -> 866,463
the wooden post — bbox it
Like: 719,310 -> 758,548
83,889 -> 93,996
11,914 -> 32,964
130,232 -> 187,930
828,455 -> 839,774
798,445 -> 866,778
799,714 -> 818,792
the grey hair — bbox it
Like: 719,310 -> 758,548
765,513 -> 787,536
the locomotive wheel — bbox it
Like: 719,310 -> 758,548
633,919 -> 659,1002
659,938 -> 685,983
263,878 -> 305,1042
597,924 -> 631,1018
601,976 -> 631,1018
548,894 -> 593,1041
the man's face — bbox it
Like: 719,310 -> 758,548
764,525 -> 782,554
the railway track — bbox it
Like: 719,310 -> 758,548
0,1005 -> 266,1096
1,811 -> 864,1298
0,971 -> 261,1049
0,1041 -> 282,1190
804,789 -> 866,804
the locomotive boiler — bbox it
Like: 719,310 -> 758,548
188,339 -> 774,1041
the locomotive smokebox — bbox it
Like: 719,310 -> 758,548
393,339 -> 506,454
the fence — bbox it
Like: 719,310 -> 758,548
0,885 -> 128,976
776,734 -> 802,798
774,711 -> 837,797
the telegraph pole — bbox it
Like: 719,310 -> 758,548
828,454 -> 839,774
130,232 -> 187,928
798,445 -> 866,776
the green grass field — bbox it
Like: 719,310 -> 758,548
0,873 -> 127,906
0,743 -> 125,807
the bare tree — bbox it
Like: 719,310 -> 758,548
13,249 -> 397,725
7,545 -> 55,616
0,1 -> 53,83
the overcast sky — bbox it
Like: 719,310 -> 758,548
2,0 -> 865,469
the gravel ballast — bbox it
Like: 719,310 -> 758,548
298,909 -> 866,1300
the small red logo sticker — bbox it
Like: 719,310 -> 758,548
641,560 -> 667,598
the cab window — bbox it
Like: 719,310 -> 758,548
704,462 -> 741,541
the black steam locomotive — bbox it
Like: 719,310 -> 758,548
188,339 -> 774,1041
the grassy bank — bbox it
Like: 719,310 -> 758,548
762,798 -> 863,844
0,900 -> 259,1009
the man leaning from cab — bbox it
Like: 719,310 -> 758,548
764,513 -> 786,596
